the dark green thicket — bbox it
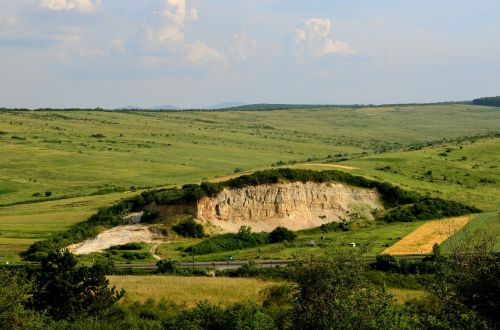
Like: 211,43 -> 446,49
173,219 -> 205,238
185,226 -> 269,255
381,198 -> 480,223
184,226 -> 297,256
22,169 -> 480,261
472,96 -> 500,107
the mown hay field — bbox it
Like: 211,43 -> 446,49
108,275 -> 278,307
383,216 -> 473,255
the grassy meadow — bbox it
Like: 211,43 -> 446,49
108,275 -> 424,307
335,138 -> 500,211
0,104 -> 499,261
153,220 -> 427,262
108,275 -> 278,306
0,191 -> 138,261
1,104 -> 499,205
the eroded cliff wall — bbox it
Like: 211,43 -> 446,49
196,182 -> 382,232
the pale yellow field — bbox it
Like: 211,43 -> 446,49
389,288 -> 427,304
108,275 -> 278,306
383,215 -> 473,255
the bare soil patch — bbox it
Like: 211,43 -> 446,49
67,224 -> 167,255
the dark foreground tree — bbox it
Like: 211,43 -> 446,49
291,249 -> 403,330
0,270 -> 46,329
32,250 -> 124,320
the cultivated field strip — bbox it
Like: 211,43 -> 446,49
383,215 -> 473,255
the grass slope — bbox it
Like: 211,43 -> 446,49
1,104 -> 499,205
332,138 -> 500,211
0,191 -> 138,261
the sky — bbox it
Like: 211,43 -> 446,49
0,0 -> 499,109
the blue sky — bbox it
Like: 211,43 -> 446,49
0,0 -> 499,108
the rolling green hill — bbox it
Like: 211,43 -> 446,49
1,104 -> 499,206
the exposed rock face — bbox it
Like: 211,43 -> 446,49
196,182 -> 382,232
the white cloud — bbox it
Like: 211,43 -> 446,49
136,0 -> 231,70
40,0 -> 102,13
187,41 -> 228,68
228,34 -> 257,62
294,18 -> 356,61
152,0 -> 198,43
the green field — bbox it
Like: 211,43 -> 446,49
152,220 -> 427,262
1,105 -> 499,261
441,212 -> 500,252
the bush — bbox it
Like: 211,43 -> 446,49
269,227 -> 297,243
44,191 -> 52,197
173,219 -> 204,238
185,226 -> 269,255
380,198 -> 480,223
157,259 -> 179,273
107,243 -> 142,251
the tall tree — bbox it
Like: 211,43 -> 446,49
32,250 -> 124,320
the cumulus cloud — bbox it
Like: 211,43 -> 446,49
40,0 -> 102,13
228,34 -> 257,62
294,18 -> 356,61
187,41 -> 228,68
135,0 -> 246,70
150,0 -> 198,44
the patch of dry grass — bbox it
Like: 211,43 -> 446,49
383,215 -> 473,255
108,275 -> 278,307
389,288 -> 427,304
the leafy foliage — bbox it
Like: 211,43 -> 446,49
291,249 -> 402,329
31,250 -> 124,320
269,227 -> 297,243
173,218 -> 205,238
185,226 -> 269,255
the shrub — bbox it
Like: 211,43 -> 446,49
157,259 -> 179,273
90,133 -> 105,138
185,226 -> 269,255
44,191 -> 52,197
173,219 -> 204,238
269,227 -> 297,243
107,243 -> 142,251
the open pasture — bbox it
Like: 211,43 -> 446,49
1,104 -> 499,205
1,105 -> 499,260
